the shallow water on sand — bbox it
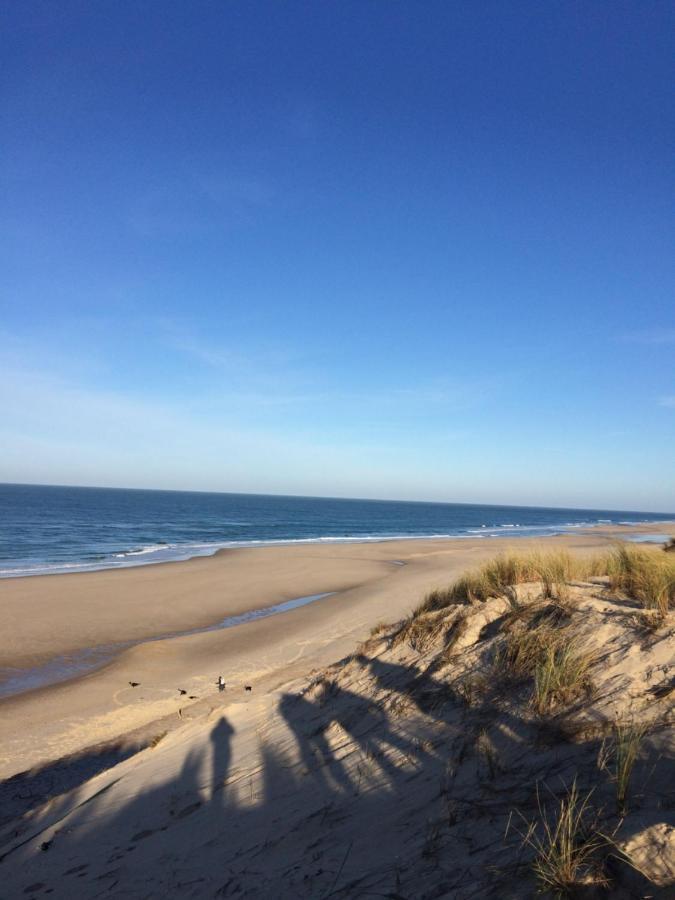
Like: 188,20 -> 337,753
0,591 -> 334,700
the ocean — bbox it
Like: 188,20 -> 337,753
0,483 -> 672,578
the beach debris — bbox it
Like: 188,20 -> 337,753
40,840 -> 52,852
189,695 -> 198,700
244,685 -> 252,692
128,682 -> 140,688
217,675 -> 225,692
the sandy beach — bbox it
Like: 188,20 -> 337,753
1,523 -> 671,779
1,524 -> 673,897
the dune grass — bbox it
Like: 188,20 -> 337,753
417,551 -> 593,613
517,781 -> 609,896
416,545 -> 674,623
611,722 -> 647,814
484,589 -> 595,712
606,545 -> 675,619
492,608 -> 593,713
495,624 -> 555,680
532,641 -> 594,714
383,545 -> 671,713
441,610 -> 468,658
392,610 -> 448,652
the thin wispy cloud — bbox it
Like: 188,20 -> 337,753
160,325 -> 294,374
154,324 -> 500,413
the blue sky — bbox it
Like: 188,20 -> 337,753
2,1 -> 674,511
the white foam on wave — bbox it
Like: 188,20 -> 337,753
113,544 -> 169,558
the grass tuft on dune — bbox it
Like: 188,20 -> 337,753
417,546 -> 675,623
606,544 -> 675,619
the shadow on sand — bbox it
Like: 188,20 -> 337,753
0,645 -> 671,899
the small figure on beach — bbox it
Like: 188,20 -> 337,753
128,681 -> 140,688
244,685 -> 252,692
217,675 -> 225,692
177,688 -> 187,695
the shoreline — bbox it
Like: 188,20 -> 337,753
1,523 -> 673,779
2,517 -> 674,581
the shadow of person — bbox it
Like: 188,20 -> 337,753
209,715 -> 235,806
326,683 -> 435,782
279,693 -> 353,795
359,653 -> 457,717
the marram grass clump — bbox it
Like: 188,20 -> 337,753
493,611 -> 593,713
417,551 -> 593,613
606,545 -> 675,619
532,640 -> 594,714
416,546 -> 674,622
513,781 -> 610,897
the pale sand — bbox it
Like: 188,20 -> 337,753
1,523 -> 671,779
1,531 -> 673,897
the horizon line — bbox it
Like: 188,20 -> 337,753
2,480 -> 674,518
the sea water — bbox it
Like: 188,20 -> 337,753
1,483 -> 672,578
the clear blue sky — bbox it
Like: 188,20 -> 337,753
2,2 -> 674,511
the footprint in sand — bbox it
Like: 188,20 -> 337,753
63,864 -> 88,876
95,868 -> 121,881
172,801 -> 201,819
131,829 -> 155,841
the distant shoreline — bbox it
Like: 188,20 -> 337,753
2,518 -> 674,581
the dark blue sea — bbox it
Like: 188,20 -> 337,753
1,483 -> 673,578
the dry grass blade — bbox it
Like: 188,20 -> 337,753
440,610 -> 469,659
612,722 -> 647,814
368,620 -> 390,638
